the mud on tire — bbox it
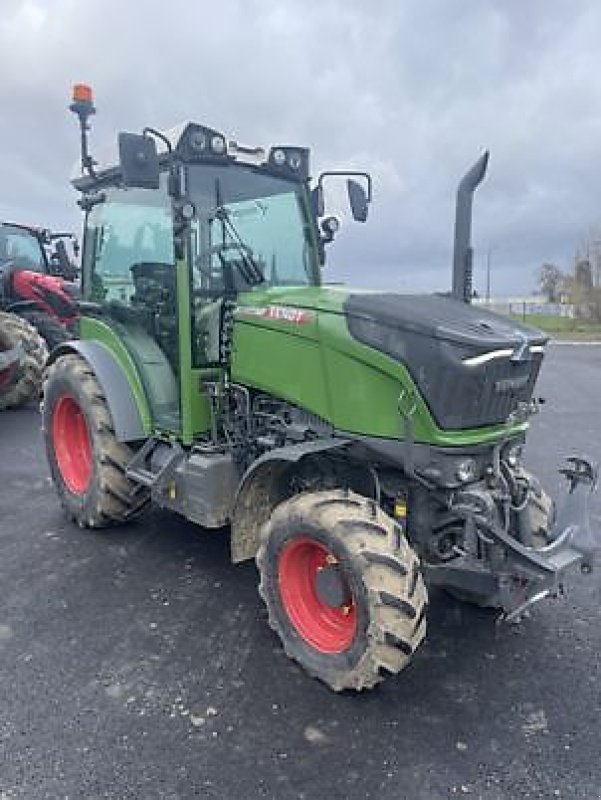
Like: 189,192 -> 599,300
0,311 -> 48,410
256,489 -> 428,691
42,353 -> 148,528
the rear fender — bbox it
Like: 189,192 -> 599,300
230,438 -> 351,563
47,341 -> 149,442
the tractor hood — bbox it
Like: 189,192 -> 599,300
344,292 -> 548,350
235,286 -> 548,431
344,292 -> 548,430
236,285 -> 349,316
233,286 -> 547,435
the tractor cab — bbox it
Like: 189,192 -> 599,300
0,223 -> 49,272
0,222 -> 79,280
71,88 -> 370,440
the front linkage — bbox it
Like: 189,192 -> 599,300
425,455 -> 599,620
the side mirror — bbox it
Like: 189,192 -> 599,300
118,132 -> 160,189
50,239 -> 79,280
347,179 -> 369,222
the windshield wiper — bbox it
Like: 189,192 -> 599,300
212,205 -> 264,286
209,177 -> 264,287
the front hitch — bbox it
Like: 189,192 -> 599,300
541,456 -> 599,573
440,455 -> 599,620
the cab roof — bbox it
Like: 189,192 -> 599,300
71,122 -> 310,192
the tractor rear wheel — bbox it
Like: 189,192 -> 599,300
19,310 -> 71,351
256,489 -> 427,691
0,311 -> 47,410
42,353 -> 149,528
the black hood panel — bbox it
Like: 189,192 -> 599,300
345,293 -> 547,430
345,293 -> 547,349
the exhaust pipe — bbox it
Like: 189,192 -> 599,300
452,151 -> 489,303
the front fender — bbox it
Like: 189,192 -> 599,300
48,340 -> 148,442
230,438 -> 351,563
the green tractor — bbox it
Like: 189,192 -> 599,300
43,85 -> 598,691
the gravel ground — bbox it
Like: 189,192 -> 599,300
0,343 -> 600,800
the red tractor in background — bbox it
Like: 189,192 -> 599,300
0,222 -> 80,349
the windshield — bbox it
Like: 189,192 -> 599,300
186,164 -> 319,291
0,225 -> 45,271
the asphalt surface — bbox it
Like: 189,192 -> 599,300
0,344 -> 600,800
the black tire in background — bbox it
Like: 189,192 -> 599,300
257,489 -> 428,691
19,310 -> 71,351
0,311 -> 48,410
43,353 -> 148,528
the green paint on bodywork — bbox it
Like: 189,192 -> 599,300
232,286 -> 529,447
79,316 -> 152,433
237,285 -> 347,314
81,282 -> 530,449
176,260 -> 212,444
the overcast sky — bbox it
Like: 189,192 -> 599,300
1,0 -> 600,296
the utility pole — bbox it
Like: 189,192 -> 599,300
592,240 -> 601,288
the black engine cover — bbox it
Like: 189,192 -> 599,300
345,293 -> 548,430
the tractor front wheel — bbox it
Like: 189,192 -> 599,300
42,354 -> 148,528
257,490 -> 427,691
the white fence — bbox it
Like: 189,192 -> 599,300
474,299 -> 575,318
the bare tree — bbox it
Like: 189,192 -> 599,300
538,263 -> 565,302
567,255 -> 601,321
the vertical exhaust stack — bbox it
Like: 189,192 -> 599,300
452,151 -> 489,303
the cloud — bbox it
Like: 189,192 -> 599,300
1,0 -> 600,295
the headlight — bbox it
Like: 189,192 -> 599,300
321,216 -> 340,236
288,150 -> 302,170
505,444 -> 522,468
189,131 -> 207,152
456,459 -> 477,483
272,148 -> 286,166
211,135 -> 226,154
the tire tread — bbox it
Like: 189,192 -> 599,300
256,489 -> 427,692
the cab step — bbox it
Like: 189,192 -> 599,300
126,437 -> 182,488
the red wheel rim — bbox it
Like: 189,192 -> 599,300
278,538 -> 357,654
52,395 -> 93,495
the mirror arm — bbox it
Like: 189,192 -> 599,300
317,170 -> 373,202
142,127 -> 182,198
77,191 -> 106,212
143,127 -> 172,154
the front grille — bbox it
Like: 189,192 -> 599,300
438,355 -> 543,429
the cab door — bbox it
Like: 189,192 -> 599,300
82,185 -> 182,433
